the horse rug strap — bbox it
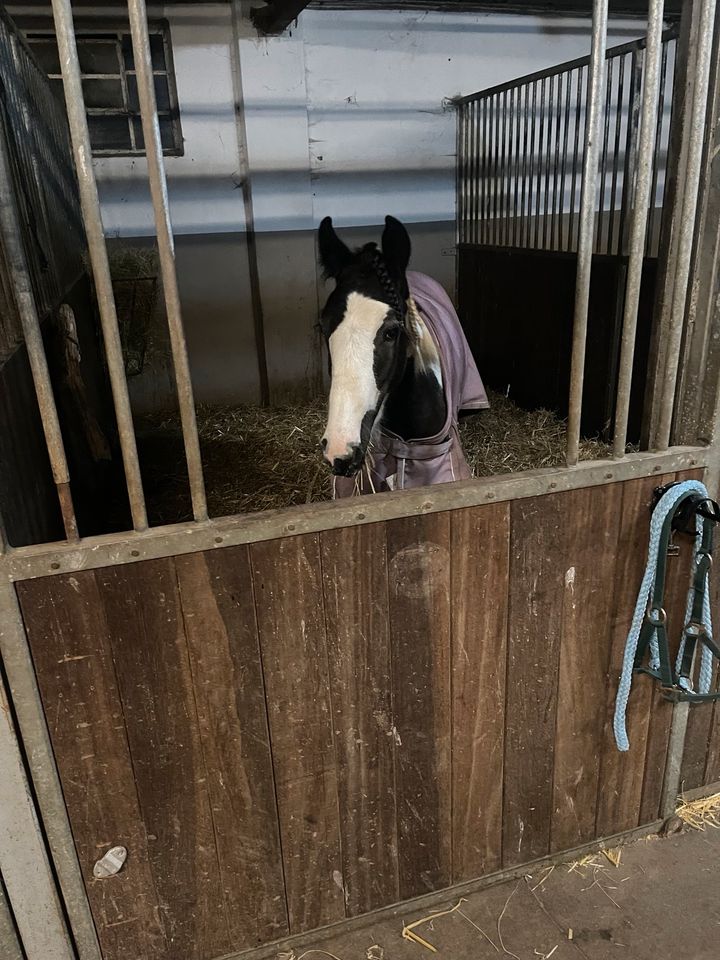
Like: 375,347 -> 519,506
613,479 -> 720,752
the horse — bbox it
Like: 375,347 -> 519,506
317,215 -> 488,496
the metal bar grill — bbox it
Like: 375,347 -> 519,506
457,26 -> 679,255
566,0 -> 609,466
654,0 -> 718,451
0,127 -> 78,540
50,0 -> 149,532
613,1 -> 666,458
127,0 -> 208,522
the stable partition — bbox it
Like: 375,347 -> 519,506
13,468 -> 719,960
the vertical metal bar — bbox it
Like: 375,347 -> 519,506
128,0 -> 208,521
542,75 -> 554,249
613,3 -> 666,458
567,0 -> 609,466
552,72 -> 564,250
493,92 -> 501,245
535,77 -> 546,248
50,0 -> 147,531
512,87 -> 521,247
0,578 -> 102,960
520,83 -> 530,248
0,661 -> 75,960
472,100 -> 480,244
647,39 -> 671,257
0,123 -> 78,541
655,0 -> 717,451
570,65 -> 584,251
457,104 -> 465,244
480,97 -> 488,244
609,53 -> 633,255
230,0 -> 270,406
617,50 -> 644,259
527,80 -> 537,248
460,104 -> 470,243
499,89 -> 508,245
559,70 -> 572,250
465,102 -> 471,244
597,54 -> 615,254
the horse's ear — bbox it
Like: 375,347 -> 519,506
318,216 -> 352,279
381,215 -> 411,279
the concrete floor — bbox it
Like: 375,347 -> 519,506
273,827 -> 720,960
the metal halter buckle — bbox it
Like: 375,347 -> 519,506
646,605 -> 667,627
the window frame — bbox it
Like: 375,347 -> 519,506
23,18 -> 184,159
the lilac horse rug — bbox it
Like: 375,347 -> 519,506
334,270 -> 489,497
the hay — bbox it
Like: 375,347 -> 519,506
137,390 -> 614,523
675,791 -> 720,831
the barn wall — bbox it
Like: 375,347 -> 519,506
11,3 -> 648,408
17,468 -> 720,960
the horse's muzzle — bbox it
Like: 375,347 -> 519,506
329,443 -> 365,477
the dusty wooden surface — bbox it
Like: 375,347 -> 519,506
17,473 -> 720,960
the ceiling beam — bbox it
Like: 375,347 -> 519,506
251,1 -> 310,34
310,0 -> 682,17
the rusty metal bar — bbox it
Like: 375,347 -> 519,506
50,0 -> 147,530
128,0 -> 208,521
613,1 -> 666,458
566,0 -> 609,466
0,120 -> 78,541
654,0 -> 717,451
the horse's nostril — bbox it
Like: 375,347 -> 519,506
321,437 -> 328,451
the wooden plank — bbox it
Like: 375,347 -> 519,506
450,502 -> 509,881
386,513 -> 452,898
595,474 -> 675,836
96,559 -> 230,960
320,523 -> 398,917
503,494 -> 565,867
551,484 -> 621,852
250,535 -> 344,934
17,573 -> 168,960
174,549 -> 288,948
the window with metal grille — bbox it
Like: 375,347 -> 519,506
24,23 -> 183,158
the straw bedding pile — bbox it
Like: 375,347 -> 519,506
136,390 -> 612,523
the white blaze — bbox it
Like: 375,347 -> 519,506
323,292 -> 388,463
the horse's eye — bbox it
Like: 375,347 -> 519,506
383,326 -> 400,342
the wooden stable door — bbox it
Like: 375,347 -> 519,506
17,474 -> 720,960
